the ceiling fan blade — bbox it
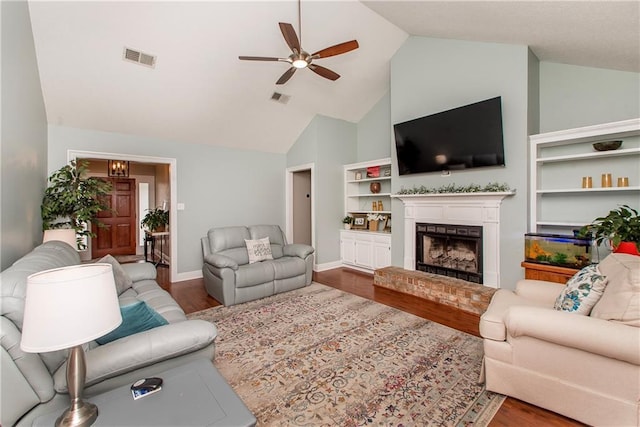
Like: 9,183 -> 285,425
308,64 -> 340,81
276,67 -> 297,85
238,56 -> 283,62
312,40 -> 359,59
279,22 -> 301,53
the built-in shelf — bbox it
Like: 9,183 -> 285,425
346,176 -> 391,184
347,193 -> 392,198
344,158 -> 392,219
343,158 -> 392,272
537,147 -> 640,164
536,221 -> 589,228
349,210 -> 392,215
529,118 -> 640,235
537,186 -> 640,194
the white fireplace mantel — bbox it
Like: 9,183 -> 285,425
392,192 -> 515,288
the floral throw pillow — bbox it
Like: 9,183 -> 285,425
245,237 -> 273,264
554,264 -> 608,315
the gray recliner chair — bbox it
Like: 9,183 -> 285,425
201,225 -> 314,306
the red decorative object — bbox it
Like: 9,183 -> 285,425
366,166 -> 380,178
613,242 -> 640,256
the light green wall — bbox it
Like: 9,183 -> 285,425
287,115 -> 357,264
1,0 -> 48,269
390,36 -> 531,288
356,92 -> 392,162
539,62 -> 640,132
48,125 -> 286,274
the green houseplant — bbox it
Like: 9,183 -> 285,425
579,205 -> 640,255
41,159 -> 112,250
141,208 -> 169,232
342,215 -> 353,230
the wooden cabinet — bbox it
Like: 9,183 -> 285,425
529,118 -> 640,235
521,261 -> 578,284
340,230 -> 391,272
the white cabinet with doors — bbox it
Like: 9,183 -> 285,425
529,118 -> 640,235
340,230 -> 391,272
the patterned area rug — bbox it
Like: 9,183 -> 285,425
188,283 -> 505,426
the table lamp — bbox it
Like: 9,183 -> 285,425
21,264 -> 122,427
43,229 -> 78,249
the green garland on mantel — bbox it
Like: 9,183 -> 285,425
396,182 -> 513,195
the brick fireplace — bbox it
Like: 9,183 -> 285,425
392,192 -> 514,288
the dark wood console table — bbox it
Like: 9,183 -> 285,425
144,231 -> 169,267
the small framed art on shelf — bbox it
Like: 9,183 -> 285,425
351,213 -> 368,230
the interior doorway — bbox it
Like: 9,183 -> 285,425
292,170 -> 312,245
68,150 -> 179,283
286,164 -> 315,260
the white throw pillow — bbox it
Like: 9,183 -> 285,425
245,237 -> 273,264
554,264 -> 608,315
97,254 -> 133,295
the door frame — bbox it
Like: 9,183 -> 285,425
68,150 -> 178,283
285,163 -> 315,266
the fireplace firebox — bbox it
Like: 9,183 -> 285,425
416,223 -> 483,283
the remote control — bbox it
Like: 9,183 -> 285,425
131,377 -> 163,400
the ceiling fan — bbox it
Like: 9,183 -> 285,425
238,1 -> 359,85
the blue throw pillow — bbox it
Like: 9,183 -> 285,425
96,301 -> 168,345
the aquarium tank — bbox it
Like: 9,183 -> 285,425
525,233 -> 592,269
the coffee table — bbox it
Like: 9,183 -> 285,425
33,358 -> 256,426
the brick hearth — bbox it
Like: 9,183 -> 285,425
374,266 -> 497,315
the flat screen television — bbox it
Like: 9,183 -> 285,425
394,96 -> 505,175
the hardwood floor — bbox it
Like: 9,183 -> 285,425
157,265 -> 583,427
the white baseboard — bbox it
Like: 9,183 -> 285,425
341,264 -> 374,274
314,260 -> 343,272
175,269 -> 203,282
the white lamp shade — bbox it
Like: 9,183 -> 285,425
43,229 -> 77,249
21,264 -> 123,353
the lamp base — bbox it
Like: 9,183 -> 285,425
55,401 -> 98,427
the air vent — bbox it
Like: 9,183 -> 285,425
270,92 -> 291,104
123,47 -> 156,68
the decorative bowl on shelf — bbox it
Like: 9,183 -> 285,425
592,140 -> 622,151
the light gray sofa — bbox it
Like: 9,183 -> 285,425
1,241 -> 217,427
201,225 -> 314,306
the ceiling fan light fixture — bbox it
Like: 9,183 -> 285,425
292,59 -> 308,69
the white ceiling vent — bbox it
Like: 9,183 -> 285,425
123,47 -> 156,68
270,92 -> 291,104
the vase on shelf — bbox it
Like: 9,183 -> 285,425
369,220 -> 378,231
370,182 -> 381,194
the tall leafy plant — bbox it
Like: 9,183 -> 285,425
41,159 -> 112,249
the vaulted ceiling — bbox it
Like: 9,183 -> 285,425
28,1 -> 639,154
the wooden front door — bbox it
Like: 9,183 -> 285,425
92,178 -> 137,258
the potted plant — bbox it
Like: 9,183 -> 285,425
579,205 -> 640,256
342,215 -> 353,230
41,159 -> 112,250
141,207 -> 169,232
